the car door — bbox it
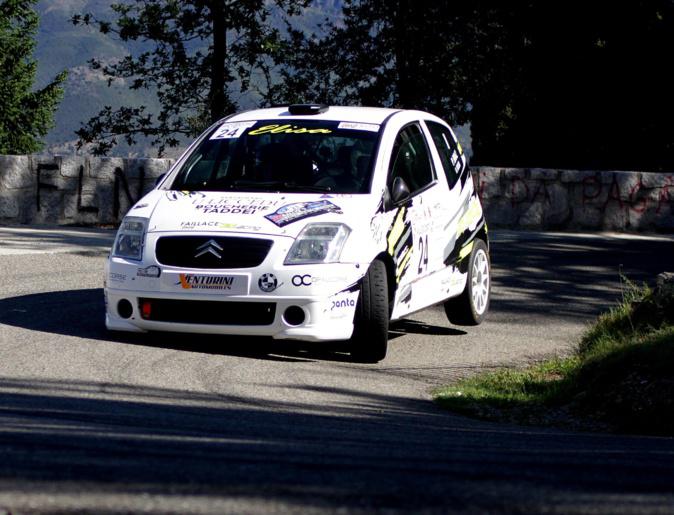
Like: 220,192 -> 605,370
424,120 -> 473,263
385,122 -> 447,318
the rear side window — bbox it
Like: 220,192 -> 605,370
426,121 -> 465,189
388,123 -> 435,194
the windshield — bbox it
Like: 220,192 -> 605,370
170,119 -> 380,194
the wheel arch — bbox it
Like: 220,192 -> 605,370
373,251 -> 397,306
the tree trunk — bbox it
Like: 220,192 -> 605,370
209,0 -> 227,122
393,0 -> 413,108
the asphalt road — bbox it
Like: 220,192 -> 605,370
0,226 -> 673,514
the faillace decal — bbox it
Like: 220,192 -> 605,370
264,200 -> 342,227
179,220 -> 261,232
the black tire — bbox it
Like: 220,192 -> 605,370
445,239 -> 490,326
350,259 -> 389,363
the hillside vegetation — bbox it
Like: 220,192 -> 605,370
435,274 -> 674,435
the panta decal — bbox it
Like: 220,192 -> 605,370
265,200 -> 342,227
386,206 -> 413,283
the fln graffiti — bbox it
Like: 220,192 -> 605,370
35,162 -> 147,219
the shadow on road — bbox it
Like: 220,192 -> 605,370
489,232 -> 674,320
0,288 -> 462,364
0,376 -> 673,512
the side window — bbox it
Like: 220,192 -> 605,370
388,124 -> 435,194
426,121 -> 465,189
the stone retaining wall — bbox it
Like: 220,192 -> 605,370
0,155 -> 672,231
475,167 -> 673,231
0,155 -> 173,225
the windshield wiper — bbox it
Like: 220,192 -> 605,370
282,181 -> 332,193
230,180 -> 332,193
230,180 -> 284,191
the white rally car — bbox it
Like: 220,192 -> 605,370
105,105 -> 490,362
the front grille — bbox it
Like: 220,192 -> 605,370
155,236 -> 273,269
139,298 -> 276,325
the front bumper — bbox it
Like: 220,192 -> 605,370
105,260 -> 364,342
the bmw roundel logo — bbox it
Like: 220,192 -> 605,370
258,273 -> 278,293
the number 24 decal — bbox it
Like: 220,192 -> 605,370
417,235 -> 429,274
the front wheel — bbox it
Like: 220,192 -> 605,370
444,239 -> 490,326
350,259 -> 389,363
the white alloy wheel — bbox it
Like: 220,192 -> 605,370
471,248 -> 490,315
444,238 -> 490,326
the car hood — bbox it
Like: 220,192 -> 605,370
128,190 -> 376,238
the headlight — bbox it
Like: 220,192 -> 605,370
284,223 -> 351,265
112,217 -> 148,260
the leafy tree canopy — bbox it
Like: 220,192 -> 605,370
280,0 -> 674,171
73,0 -> 309,156
0,0 -> 67,155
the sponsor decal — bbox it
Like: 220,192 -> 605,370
210,121 -> 256,140
370,214 -> 385,243
264,200 -> 342,227
291,274 -> 347,287
137,265 -> 161,278
166,191 -> 205,201
109,272 -> 127,284
323,288 -> 359,319
248,124 -> 332,136
337,121 -> 380,132
330,297 -> 355,310
193,196 -> 280,215
177,274 -> 235,290
258,273 -> 279,293
292,274 -> 312,286
179,221 -> 262,231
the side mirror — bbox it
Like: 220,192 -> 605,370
391,176 -> 411,205
154,173 -> 166,187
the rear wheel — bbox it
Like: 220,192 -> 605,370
350,259 -> 389,363
445,239 -> 490,326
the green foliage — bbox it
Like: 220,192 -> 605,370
0,0 -> 66,154
275,1 -> 478,128
282,0 -> 674,170
435,280 -> 674,435
72,0 -> 309,156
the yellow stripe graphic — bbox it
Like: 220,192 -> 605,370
387,207 -> 407,255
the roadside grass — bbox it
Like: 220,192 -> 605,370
434,279 -> 674,435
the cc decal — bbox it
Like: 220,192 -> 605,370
292,274 -> 312,286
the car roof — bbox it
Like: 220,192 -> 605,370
226,106 -> 402,125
